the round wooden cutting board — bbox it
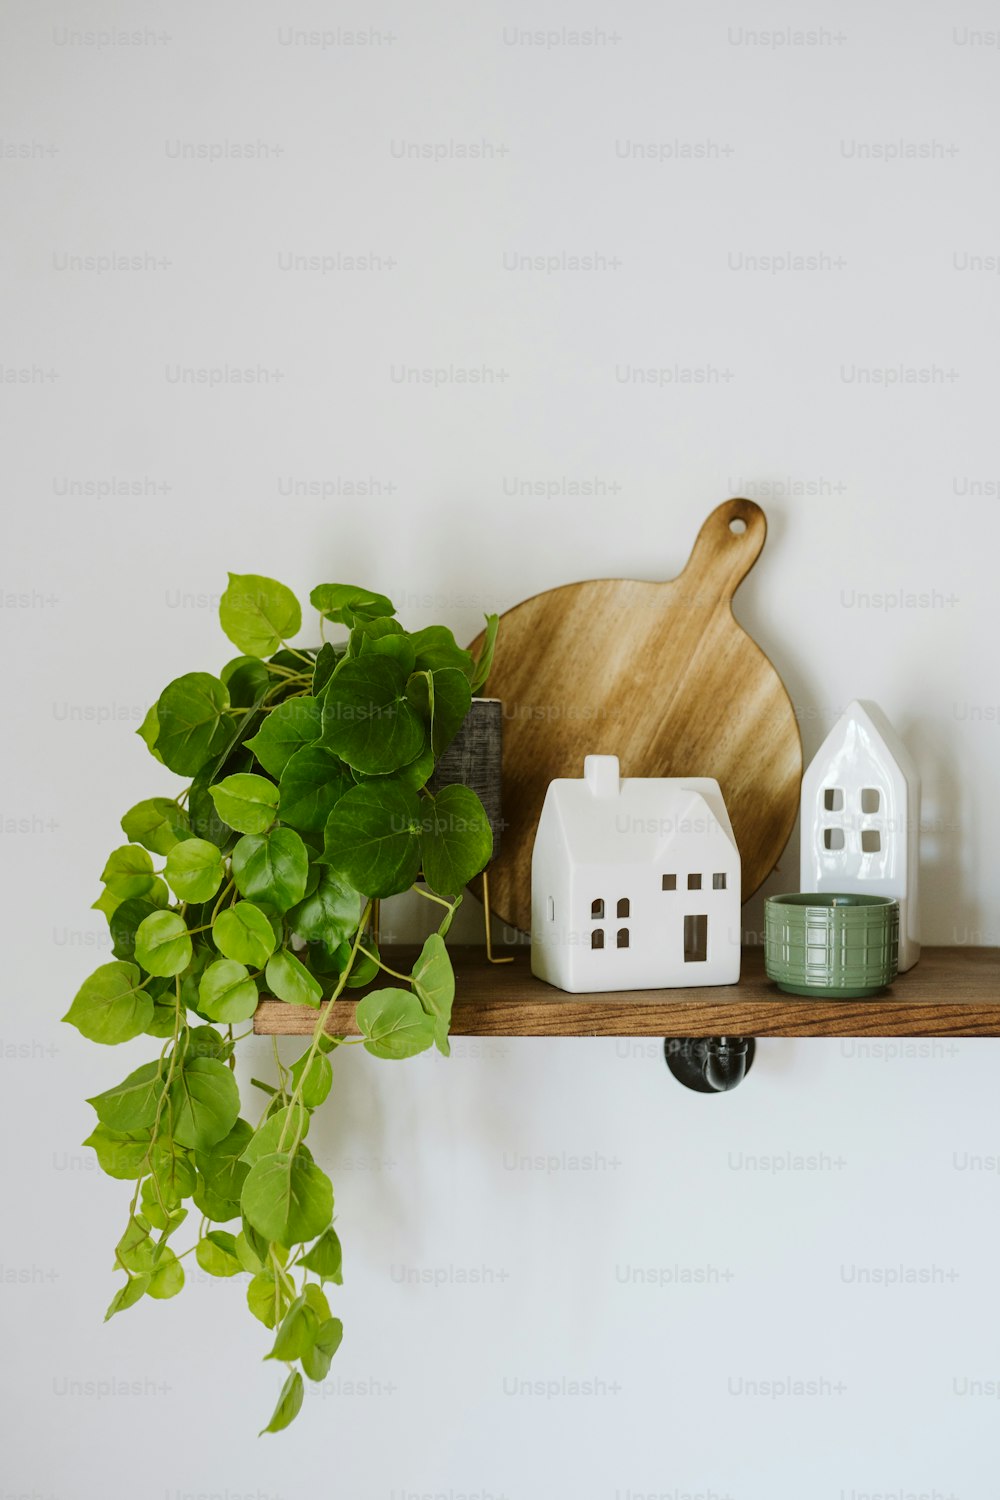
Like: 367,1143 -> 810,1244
469,498 -> 802,935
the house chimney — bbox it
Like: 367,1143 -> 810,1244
584,754 -> 621,798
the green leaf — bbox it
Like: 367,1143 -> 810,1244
356,987 -> 435,1060
198,959 -> 259,1023
310,583 -> 395,628
246,697 -> 321,778
116,1213 -> 156,1272
148,1248 -> 184,1300
321,781 -> 422,898
156,672 -> 232,776
169,1056 -> 241,1150
89,1060 -> 164,1132
221,654 -> 272,706
320,657 -> 425,774
140,1176 -> 188,1232
265,950 -> 323,1008
92,886 -> 122,920
278,746 -> 353,832
247,1269 -> 283,1329
354,622 -> 415,674
395,744 -> 436,792
303,1281 -> 332,1321
121,798 -> 191,855
301,1317 -> 343,1382
137,703 -> 162,762
135,910 -> 193,977
241,1102 -> 310,1168
186,1022 -> 227,1059
419,785 -> 493,897
196,1230 -> 243,1278
241,1151 -> 334,1245
300,1227 -> 343,1285
63,960 -> 151,1045
109,898 -> 163,963
469,613 -> 499,693
83,1124 -> 152,1180
288,869 -> 361,946
232,828 -> 308,911
407,667 -> 472,758
148,1141 -> 197,1203
266,1295 -> 316,1362
101,845 -> 156,900
344,941 -> 378,987
290,1050 -> 332,1108
213,902 -> 276,966
189,762 -> 239,849
195,1118 -> 253,1203
260,1370 -> 304,1436
346,617 -> 403,655
145,998 -> 177,1038
310,937 -> 351,977
312,642 -> 342,696
235,1230 -> 264,1274
165,837 -> 225,903
409,624 -> 473,676
193,1177 -> 242,1224
220,573 -> 302,658
209,773 -> 279,835
105,1275 -> 150,1321
412,932 -> 455,1056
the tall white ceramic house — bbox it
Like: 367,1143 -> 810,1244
530,755 -> 741,993
800,699 -> 921,970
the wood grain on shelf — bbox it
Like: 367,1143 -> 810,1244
253,945 -> 1000,1039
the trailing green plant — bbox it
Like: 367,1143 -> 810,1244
64,575 -> 499,1433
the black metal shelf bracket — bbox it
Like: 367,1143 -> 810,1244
664,1036 -> 756,1093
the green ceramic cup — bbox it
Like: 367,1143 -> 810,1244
764,893 -> 899,998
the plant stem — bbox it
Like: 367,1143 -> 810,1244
210,878 -> 234,924
277,902 -> 372,1154
270,1037 -> 289,1103
359,945 -> 411,984
117,976 -> 187,1273
279,645 -> 315,667
414,885 -> 455,912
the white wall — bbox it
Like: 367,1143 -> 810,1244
3,0 -> 999,1495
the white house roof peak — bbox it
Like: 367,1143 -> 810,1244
542,758 -> 740,867
816,700 -> 919,783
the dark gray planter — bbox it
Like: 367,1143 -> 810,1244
429,697 -> 503,860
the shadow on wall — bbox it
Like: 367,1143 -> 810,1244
907,709 -> 981,944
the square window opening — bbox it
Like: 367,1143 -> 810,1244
688,873 -> 702,890
616,928 -> 629,949
861,788 -> 881,814
712,873 -> 727,890
591,899 -> 604,919
617,898 -> 630,918
591,929 -> 604,950
823,828 -> 845,851
861,829 -> 881,852
824,788 -> 844,812
661,874 -> 676,891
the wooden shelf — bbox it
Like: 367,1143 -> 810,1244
253,945 -> 1000,1038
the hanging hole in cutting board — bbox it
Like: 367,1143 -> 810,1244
729,517 -> 748,535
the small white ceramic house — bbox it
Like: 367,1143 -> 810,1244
800,699 -> 920,971
531,755 -> 741,993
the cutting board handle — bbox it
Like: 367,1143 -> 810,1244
677,497 -> 767,601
